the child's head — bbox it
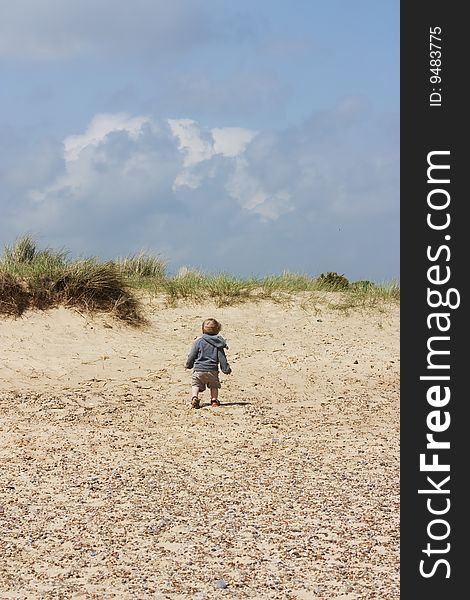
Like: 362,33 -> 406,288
202,318 -> 222,335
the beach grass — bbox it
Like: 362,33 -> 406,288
0,236 -> 399,320
0,237 -> 144,323
115,251 -> 167,280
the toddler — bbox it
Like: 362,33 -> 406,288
185,318 -> 231,408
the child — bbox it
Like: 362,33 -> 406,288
185,318 -> 231,408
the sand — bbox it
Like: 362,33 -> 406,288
0,296 -> 399,599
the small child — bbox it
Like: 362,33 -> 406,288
185,318 -> 231,409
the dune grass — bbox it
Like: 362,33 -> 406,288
157,268 -> 399,309
0,236 -> 399,320
0,237 -> 144,324
115,252 -> 167,280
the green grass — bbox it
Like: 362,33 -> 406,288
0,236 -> 399,319
0,237 -> 144,324
159,271 -> 257,307
332,279 -> 400,313
1,234 -> 68,278
115,252 -> 167,279
154,268 -> 399,309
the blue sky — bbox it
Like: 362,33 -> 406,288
0,0 -> 399,280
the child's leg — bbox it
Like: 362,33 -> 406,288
210,387 -> 220,406
191,385 -> 201,408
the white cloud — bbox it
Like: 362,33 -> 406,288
25,106 -> 397,227
212,127 -> 257,158
168,119 -> 257,165
28,114 -> 293,224
168,119 -> 214,168
167,119 -> 261,201
166,118 -> 290,220
64,113 -> 150,162
28,114 -> 180,218
2,105 -> 399,280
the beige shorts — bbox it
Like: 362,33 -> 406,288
191,370 -> 221,391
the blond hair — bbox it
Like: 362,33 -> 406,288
202,318 -> 222,335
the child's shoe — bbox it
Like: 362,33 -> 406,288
211,399 -> 221,407
191,396 -> 200,409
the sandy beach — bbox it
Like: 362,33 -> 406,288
0,296 -> 399,599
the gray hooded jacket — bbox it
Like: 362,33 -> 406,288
185,334 -> 231,374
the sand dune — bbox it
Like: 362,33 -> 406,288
0,297 -> 399,599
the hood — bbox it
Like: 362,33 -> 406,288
202,334 -> 227,349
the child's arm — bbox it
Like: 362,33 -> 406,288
185,340 -> 199,369
218,348 -> 231,374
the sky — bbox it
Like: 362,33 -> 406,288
0,0 -> 399,281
